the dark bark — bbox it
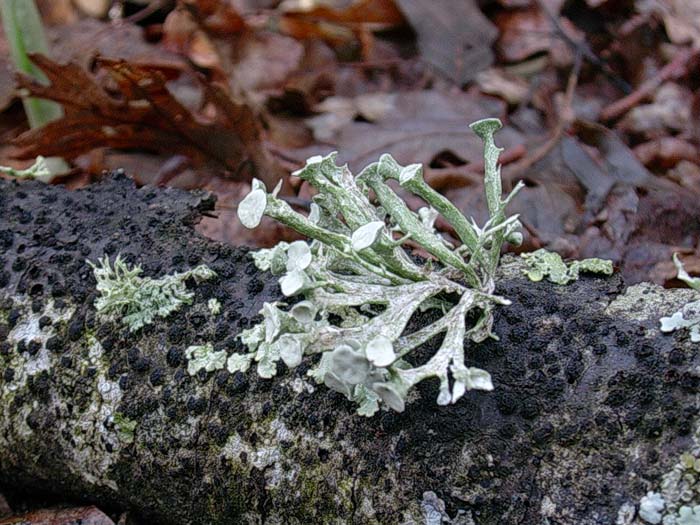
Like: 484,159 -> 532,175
0,174 -> 698,525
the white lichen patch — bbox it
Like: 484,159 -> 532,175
4,297 -> 75,392
607,283 -> 696,324
185,343 -> 226,376
0,295 -> 124,493
60,335 -> 122,492
625,398 -> 700,524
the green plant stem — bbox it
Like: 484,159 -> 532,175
0,0 -> 63,128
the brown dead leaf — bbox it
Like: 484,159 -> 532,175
277,0 -> 405,52
495,7 -> 551,63
182,0 -> 247,35
10,54 -> 284,189
0,505 -> 114,525
617,82 -> 691,137
395,0 -> 497,84
47,18 -> 187,72
634,137 -> 699,170
648,0 -> 700,48
668,160 -> 700,193
291,89 -> 516,172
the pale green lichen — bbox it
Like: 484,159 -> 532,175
235,118 -> 524,415
521,248 -> 613,285
633,421 -> 700,525
0,156 -> 52,179
112,412 -> 137,444
88,254 -> 216,332
208,298 -> 222,315
185,343 -> 227,376
660,254 -> 700,343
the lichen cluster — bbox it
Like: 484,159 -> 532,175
88,254 -> 216,332
521,248 -> 613,285
660,254 -> 700,343
233,118 -> 523,415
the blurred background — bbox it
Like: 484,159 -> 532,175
1,0 -> 699,286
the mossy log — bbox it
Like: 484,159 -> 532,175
0,175 -> 699,525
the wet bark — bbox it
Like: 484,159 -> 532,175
0,174 -> 698,525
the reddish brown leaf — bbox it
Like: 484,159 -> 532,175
11,54 -> 284,189
0,505 -> 114,525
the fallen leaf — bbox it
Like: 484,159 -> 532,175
47,18 -> 187,72
650,0 -> 700,48
0,505 -> 114,525
476,68 -> 530,105
617,82 -> 691,137
277,0 -> 404,54
668,160 -> 700,193
395,0 -> 497,84
11,54 -> 284,189
293,89 -> 515,172
574,119 -> 654,188
495,7 -> 551,63
634,137 -> 699,170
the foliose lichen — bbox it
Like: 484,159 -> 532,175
185,343 -> 227,376
233,118 -> 524,415
88,254 -> 216,332
660,254 -> 700,343
521,248 -> 613,285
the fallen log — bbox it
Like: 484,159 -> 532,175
0,174 -> 698,525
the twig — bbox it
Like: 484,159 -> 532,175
599,48 -> 696,121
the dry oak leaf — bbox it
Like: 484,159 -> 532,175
11,54 -> 283,188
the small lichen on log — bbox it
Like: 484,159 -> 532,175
88,254 -> 216,332
521,248 -> 613,285
660,254 -> 700,343
232,118 -> 525,415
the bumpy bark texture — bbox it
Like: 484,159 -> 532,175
0,175 -> 699,525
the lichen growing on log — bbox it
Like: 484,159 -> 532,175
1,174 -> 699,524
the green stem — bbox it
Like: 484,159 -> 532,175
0,0 -> 63,128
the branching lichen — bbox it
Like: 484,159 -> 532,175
660,254 -> 700,343
88,254 -> 216,332
521,249 -> 613,285
234,118 -> 523,415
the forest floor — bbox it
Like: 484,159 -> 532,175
1,0 -> 700,523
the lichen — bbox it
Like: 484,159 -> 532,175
185,343 -> 227,376
112,412 -> 138,444
0,155 -> 51,179
208,298 -> 222,315
631,413 -> 700,524
233,118 -> 524,415
88,254 -> 216,332
660,255 -> 700,343
521,249 -> 613,285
